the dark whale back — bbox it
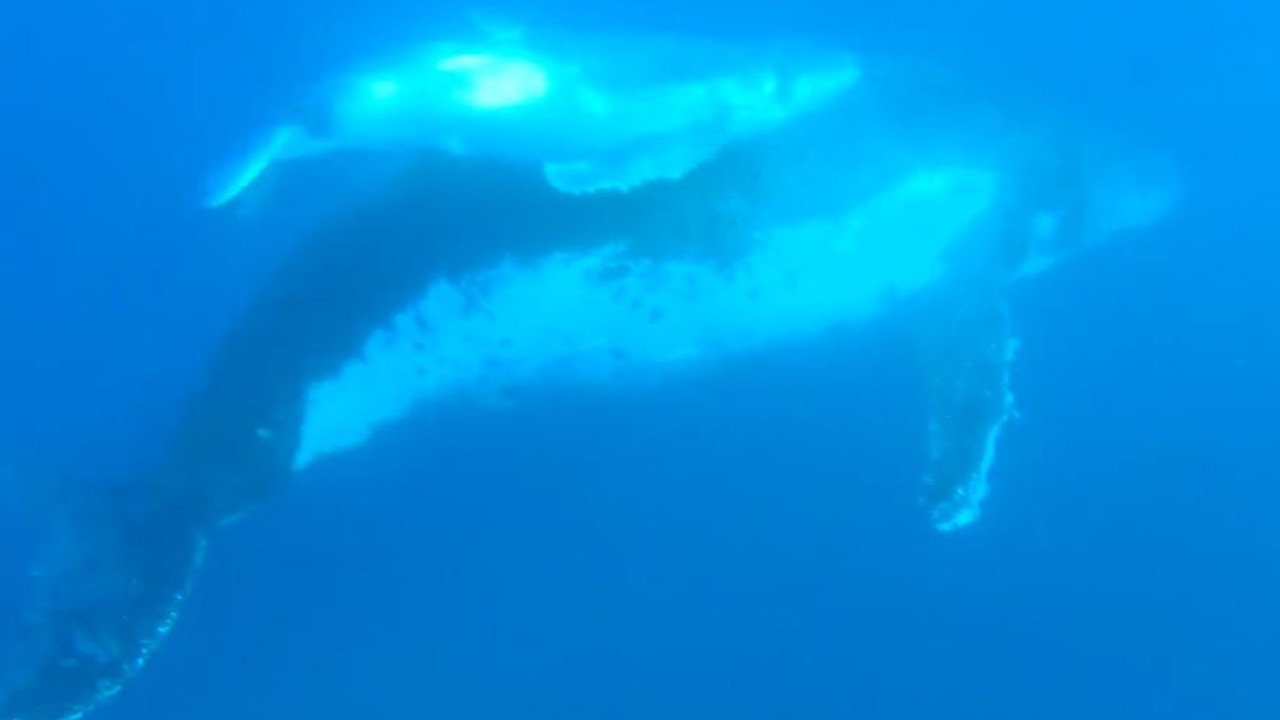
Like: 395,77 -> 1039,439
156,146 -> 752,525
0,142 -> 759,720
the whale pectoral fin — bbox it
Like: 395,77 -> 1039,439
542,130 -> 729,195
0,485 -> 206,720
203,124 -> 310,210
913,286 -> 1018,532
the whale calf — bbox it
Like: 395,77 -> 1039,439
204,24 -> 861,207
2,25 -> 1178,720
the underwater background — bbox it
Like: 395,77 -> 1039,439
0,0 -> 1277,718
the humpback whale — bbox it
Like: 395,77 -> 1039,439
1,24 -> 1179,720
203,26 -> 860,207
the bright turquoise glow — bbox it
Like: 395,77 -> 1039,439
367,78 -> 400,101
435,52 -> 550,109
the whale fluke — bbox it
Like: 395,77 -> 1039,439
0,482 -> 207,720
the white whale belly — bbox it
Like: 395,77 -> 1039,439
292,164 -> 996,472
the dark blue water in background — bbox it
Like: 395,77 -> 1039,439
0,0 -> 1277,718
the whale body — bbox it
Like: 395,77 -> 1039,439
204,26 -> 861,207
3,25 -> 1178,720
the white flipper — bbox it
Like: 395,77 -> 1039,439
542,129 -> 728,195
203,124 -> 310,209
915,289 -> 1018,531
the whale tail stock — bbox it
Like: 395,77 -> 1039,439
0,473 -> 209,720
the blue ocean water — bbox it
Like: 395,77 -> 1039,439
0,0 -> 1277,718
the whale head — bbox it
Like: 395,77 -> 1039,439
1013,131 -> 1182,278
